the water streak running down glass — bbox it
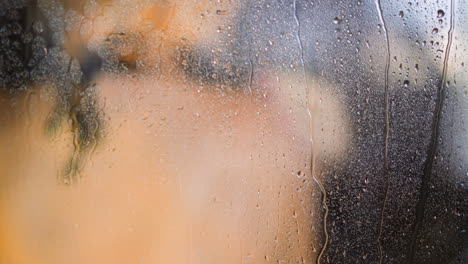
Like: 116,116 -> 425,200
0,0 -> 467,263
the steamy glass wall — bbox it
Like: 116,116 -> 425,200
0,0 -> 467,263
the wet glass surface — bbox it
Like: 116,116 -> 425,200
0,0 -> 467,263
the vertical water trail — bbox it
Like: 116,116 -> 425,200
293,1 -> 328,263
248,57 -> 254,94
407,0 -> 456,263
65,59 -> 81,183
243,0 -> 254,95
374,0 -> 391,263
67,109 -> 81,183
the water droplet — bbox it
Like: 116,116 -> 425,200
399,11 -> 404,18
432,28 -> 439,34
437,10 -> 445,18
333,16 -> 342,24
32,21 -> 44,34
403,80 -> 410,87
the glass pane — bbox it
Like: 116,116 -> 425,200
0,0 -> 467,264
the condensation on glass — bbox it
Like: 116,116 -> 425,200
0,0 -> 467,264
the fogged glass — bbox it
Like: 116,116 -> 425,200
0,0 -> 467,263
